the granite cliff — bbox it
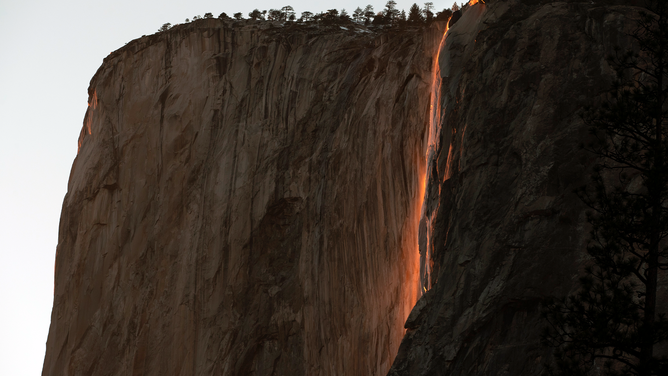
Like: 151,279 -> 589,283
43,17 -> 442,376
43,1 -> 659,375
390,1 -> 662,375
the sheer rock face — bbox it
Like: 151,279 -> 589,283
43,19 -> 444,376
390,2 -> 647,375
43,2 -> 659,376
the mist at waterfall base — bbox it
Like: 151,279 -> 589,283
0,1 -> 454,375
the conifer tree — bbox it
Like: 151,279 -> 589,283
423,2 -> 434,23
384,0 -> 399,24
281,6 -> 295,21
353,7 -> 364,23
248,9 -> 262,20
363,5 -> 375,25
408,3 -> 424,24
542,1 -> 668,375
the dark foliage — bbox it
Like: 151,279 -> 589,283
384,0 -> 400,25
372,12 -> 389,25
248,9 -> 263,20
435,8 -> 453,22
542,1 -> 668,375
409,3 -> 425,24
363,5 -> 375,25
424,2 -> 434,23
166,2 -> 461,31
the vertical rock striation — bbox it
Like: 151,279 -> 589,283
43,19 -> 444,376
44,2 -> 660,375
390,1 -> 658,375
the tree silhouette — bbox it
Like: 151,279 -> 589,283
408,3 -> 424,24
247,9 -> 262,20
384,0 -> 400,25
363,5 -> 375,25
542,1 -> 668,375
319,9 -> 340,24
423,2 -> 434,23
267,9 -> 283,21
372,12 -> 388,25
281,6 -> 296,21
300,11 -> 314,22
353,7 -> 364,23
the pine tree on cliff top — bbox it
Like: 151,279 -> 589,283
408,3 -> 424,24
542,1 -> 668,375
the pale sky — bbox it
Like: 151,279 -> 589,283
0,0 -> 455,374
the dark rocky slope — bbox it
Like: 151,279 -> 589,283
390,1 -> 660,375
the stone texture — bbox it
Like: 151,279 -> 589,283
45,2 -> 667,375
42,19 -> 445,376
389,1 -> 659,375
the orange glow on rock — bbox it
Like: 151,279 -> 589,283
414,156 -> 427,299
427,23 -> 449,161
87,91 -> 98,110
85,90 -> 98,135
78,90 -> 98,153
418,1 -> 486,297
402,23 -> 449,323
417,20 -> 451,297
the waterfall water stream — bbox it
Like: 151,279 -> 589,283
418,0 -> 487,296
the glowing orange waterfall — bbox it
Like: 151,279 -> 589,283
401,21 -> 451,332
417,0 -> 486,297
417,20 -> 450,297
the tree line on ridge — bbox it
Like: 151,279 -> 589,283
158,1 -> 463,32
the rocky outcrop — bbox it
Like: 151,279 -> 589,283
43,19 -> 445,376
45,1 -> 661,375
390,1 -> 644,375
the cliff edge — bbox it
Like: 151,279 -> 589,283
390,1 -> 654,375
43,18 -> 443,376
44,1 -> 662,375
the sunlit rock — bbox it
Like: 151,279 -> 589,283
43,1 -> 659,375
43,19 -> 444,376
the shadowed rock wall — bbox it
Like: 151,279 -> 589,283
43,19 -> 444,376
390,1 -> 655,375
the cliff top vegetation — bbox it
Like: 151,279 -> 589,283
156,1 -> 460,33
